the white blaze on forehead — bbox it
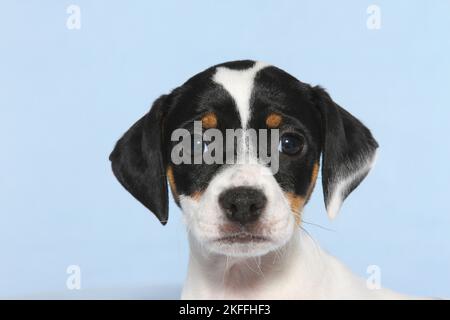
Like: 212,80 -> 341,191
212,61 -> 270,128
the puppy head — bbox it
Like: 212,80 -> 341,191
109,60 -> 378,257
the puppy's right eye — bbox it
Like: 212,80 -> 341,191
192,134 -> 207,155
279,133 -> 305,155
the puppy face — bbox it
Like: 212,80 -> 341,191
110,60 -> 378,258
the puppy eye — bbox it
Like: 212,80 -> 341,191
192,134 -> 208,155
278,133 -> 304,155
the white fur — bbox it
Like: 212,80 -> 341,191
180,164 -> 295,258
181,228 -> 411,299
213,61 -> 269,128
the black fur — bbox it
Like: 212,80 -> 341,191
109,95 -> 170,224
311,86 -> 378,212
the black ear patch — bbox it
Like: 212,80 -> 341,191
109,95 -> 169,225
312,86 -> 378,218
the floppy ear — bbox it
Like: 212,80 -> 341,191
312,86 -> 378,219
109,95 -> 169,225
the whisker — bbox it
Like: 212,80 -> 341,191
290,208 -> 335,233
253,256 -> 265,278
301,219 -> 335,232
243,258 -> 261,276
222,255 -> 229,286
299,225 -> 322,255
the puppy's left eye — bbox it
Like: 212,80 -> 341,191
279,133 -> 305,155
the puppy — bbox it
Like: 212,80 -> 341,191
110,60 -> 410,299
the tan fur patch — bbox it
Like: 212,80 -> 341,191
306,162 -> 320,200
167,166 -> 202,202
265,113 -> 282,128
285,192 -> 306,225
191,191 -> 202,201
166,166 -> 178,200
286,162 -> 320,225
201,112 -> 218,129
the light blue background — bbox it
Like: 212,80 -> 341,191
0,0 -> 449,298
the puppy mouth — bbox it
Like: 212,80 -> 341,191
215,232 -> 270,244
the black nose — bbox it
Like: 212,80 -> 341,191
218,187 -> 267,225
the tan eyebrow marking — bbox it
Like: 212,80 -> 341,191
265,113 -> 282,128
201,112 -> 218,129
